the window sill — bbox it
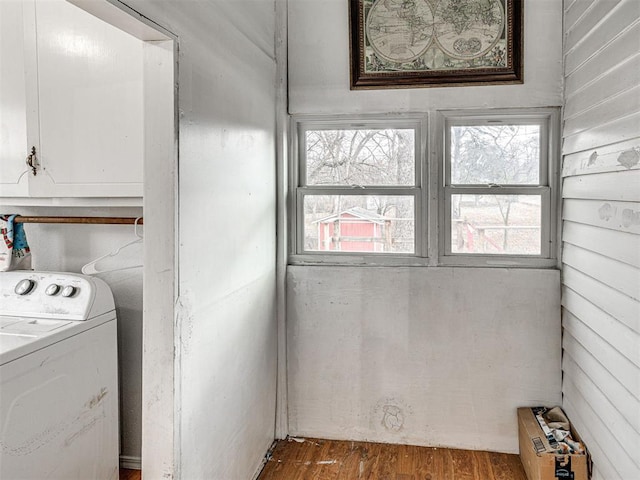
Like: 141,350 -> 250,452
289,254 -> 559,269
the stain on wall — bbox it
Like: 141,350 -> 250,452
621,208 -> 640,228
617,149 -> 640,169
596,202 -> 640,231
372,398 -> 413,434
564,142 -> 640,176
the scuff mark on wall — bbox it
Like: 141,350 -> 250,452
598,203 -> 614,221
176,294 -> 194,357
382,405 -> 404,432
595,202 -> 640,231
621,208 -> 640,228
372,397 -> 413,434
564,143 -> 640,176
617,149 -> 640,169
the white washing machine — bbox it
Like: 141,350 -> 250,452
0,271 -> 119,480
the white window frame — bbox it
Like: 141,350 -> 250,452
437,108 -> 560,268
289,109 -> 560,268
290,115 -> 428,266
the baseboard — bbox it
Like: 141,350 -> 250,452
120,455 -> 141,470
250,440 -> 278,480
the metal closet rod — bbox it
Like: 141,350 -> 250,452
13,215 -> 143,225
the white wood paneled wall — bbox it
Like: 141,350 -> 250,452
561,2 -> 640,479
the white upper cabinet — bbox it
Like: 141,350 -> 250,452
0,0 -> 30,197
0,0 -> 144,201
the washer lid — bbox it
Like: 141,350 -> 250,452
0,317 -> 23,329
0,316 -> 75,366
0,332 -> 58,361
0,311 -> 116,366
1,317 -> 72,336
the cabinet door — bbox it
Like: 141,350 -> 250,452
31,0 -> 144,198
0,0 -> 31,197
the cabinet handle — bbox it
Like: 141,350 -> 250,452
26,146 -> 37,176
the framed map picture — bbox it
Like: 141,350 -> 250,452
349,0 -> 523,89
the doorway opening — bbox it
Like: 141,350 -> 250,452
67,0 -> 177,475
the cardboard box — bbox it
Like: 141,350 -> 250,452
518,407 -> 589,480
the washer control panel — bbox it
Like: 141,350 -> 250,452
0,272 -> 100,321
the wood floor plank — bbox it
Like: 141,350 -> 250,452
352,441 -> 370,477
119,469 -> 141,480
258,438 -> 527,480
475,450 -> 498,480
487,450 -> 529,480
396,445 -> 416,476
414,446 -> 439,480
376,442 -> 398,478
444,448 -> 457,480
313,439 -> 339,480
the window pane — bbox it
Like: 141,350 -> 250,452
303,195 -> 414,253
450,125 -> 540,185
305,129 -> 415,186
451,194 -> 541,255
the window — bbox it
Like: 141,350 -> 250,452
290,110 -> 559,267
292,117 -> 426,263
440,110 -> 559,267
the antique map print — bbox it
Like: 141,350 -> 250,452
364,0 -> 507,73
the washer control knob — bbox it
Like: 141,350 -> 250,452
61,285 -> 77,298
15,279 -> 35,295
45,284 -> 61,296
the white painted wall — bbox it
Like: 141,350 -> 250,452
288,0 -> 563,114
4,1 -> 278,477
287,266 -> 561,453
118,1 -> 279,479
561,2 -> 640,479
286,0 -> 564,454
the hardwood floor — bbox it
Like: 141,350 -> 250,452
119,438 -> 528,480
120,468 -> 141,480
258,438 -> 528,480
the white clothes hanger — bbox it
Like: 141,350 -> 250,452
82,218 -> 143,275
